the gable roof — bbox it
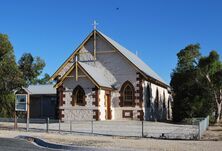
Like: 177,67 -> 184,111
55,62 -> 112,89
16,84 -> 56,95
50,31 -> 94,81
97,30 -> 167,85
78,62 -> 112,89
50,29 -> 168,87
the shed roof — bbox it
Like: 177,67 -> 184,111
27,84 -> 56,95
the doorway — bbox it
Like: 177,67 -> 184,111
105,93 -> 112,120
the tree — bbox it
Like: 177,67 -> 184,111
170,44 -> 214,122
18,53 -> 46,85
32,73 -> 53,85
0,34 -> 51,117
175,44 -> 201,72
0,33 -> 24,117
198,51 -> 222,123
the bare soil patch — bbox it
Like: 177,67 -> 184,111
202,122 -> 222,141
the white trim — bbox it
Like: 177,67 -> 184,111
15,94 -> 28,112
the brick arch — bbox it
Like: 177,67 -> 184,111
119,81 -> 136,107
71,85 -> 86,106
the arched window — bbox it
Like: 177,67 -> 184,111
72,85 -> 86,106
123,85 -> 133,105
119,81 -> 135,107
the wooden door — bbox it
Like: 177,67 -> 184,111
30,96 -> 41,118
105,94 -> 111,120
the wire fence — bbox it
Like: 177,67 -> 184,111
0,117 -> 205,140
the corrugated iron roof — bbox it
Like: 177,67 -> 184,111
27,84 -> 56,95
78,62 -> 112,88
97,30 -> 167,85
51,29 -> 168,86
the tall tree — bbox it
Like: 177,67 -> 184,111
175,44 -> 201,72
198,51 -> 222,123
18,53 -> 46,85
170,44 -> 214,122
32,73 -> 53,85
0,34 -> 24,117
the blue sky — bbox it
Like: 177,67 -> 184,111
0,0 -> 221,83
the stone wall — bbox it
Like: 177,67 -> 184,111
60,70 -> 98,121
143,80 -> 172,121
77,33 -> 141,120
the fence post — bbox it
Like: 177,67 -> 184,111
46,118 -> 49,133
59,119 -> 61,133
70,120 -> 72,132
205,118 -> 207,131
142,120 -> 144,137
198,121 -> 201,140
14,112 -> 17,130
207,116 -> 209,129
26,116 -> 29,132
91,120 -> 93,134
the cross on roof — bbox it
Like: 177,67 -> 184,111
93,20 -> 98,30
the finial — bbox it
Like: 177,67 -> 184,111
93,20 -> 98,30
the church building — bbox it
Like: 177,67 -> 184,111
50,28 -> 172,121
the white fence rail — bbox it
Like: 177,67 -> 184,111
0,117 -> 200,140
198,116 -> 209,139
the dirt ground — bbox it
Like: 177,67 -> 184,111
202,122 -> 222,141
0,129 -> 221,151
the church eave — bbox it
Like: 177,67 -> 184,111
54,62 -> 112,90
143,72 -> 169,88
54,65 -> 75,88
